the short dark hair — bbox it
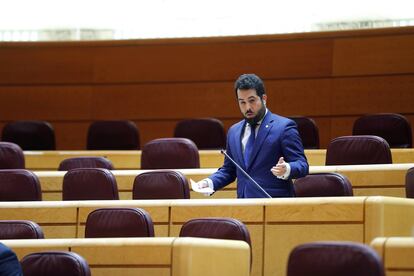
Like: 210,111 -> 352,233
234,74 -> 266,98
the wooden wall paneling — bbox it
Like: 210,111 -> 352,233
328,116 -> 358,143
333,34 -> 414,76
90,82 -> 239,120
311,117 -> 331,148
0,46 -> 95,84
0,86 -> 94,121
53,121 -> 90,150
266,78 -> 332,117
1,28 -> 414,150
331,75 -> 414,116
92,39 -> 334,83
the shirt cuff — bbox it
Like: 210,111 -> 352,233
277,163 -> 291,180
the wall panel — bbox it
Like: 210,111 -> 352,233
1,27 -> 414,149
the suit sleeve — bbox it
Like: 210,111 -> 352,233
281,121 -> 309,179
208,134 -> 237,191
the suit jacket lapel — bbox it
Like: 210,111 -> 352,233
247,112 -> 274,168
233,121 -> 246,169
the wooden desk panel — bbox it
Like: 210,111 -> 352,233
371,237 -> 414,276
2,237 -> 250,276
24,149 -> 414,170
0,202 -> 78,238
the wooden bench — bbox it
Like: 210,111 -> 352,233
23,149 -> 414,170
1,196 -> 414,276
33,163 -> 414,200
2,237 -> 250,276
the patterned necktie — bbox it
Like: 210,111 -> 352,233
244,123 -> 257,167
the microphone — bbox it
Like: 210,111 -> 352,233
220,149 -> 272,198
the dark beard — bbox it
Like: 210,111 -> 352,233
245,105 -> 266,125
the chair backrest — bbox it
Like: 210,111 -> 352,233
0,243 -> 22,275
85,207 -> 154,238
174,118 -> 226,149
294,173 -> 353,197
58,157 -> 114,171
87,120 -> 140,150
353,113 -> 412,148
141,138 -> 200,169
0,220 -> 44,239
0,169 -> 42,201
179,217 -> 252,267
406,167 -> 414,198
0,142 -> 25,169
133,170 -> 190,199
21,251 -> 91,276
2,120 -> 56,150
326,135 -> 392,165
287,241 -> 385,276
62,168 -> 119,200
288,116 -> 320,149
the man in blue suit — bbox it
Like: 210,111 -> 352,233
196,74 -> 308,198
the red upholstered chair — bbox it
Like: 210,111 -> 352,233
326,135 -> 392,165
353,113 -> 412,148
1,120 -> 56,150
141,138 -> 200,169
58,157 -> 114,171
406,167 -> 414,198
0,169 -> 42,201
87,120 -> 140,150
62,168 -> 119,200
21,251 -> 91,276
0,220 -> 44,239
179,217 -> 252,267
174,118 -> 226,149
287,241 -> 385,276
85,207 -> 154,238
294,173 -> 353,197
0,142 -> 25,169
133,170 -> 190,199
288,116 -> 320,149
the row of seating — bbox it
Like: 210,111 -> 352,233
2,235 -> 385,276
2,167 -> 414,201
0,169 -> 190,201
0,119 -> 226,150
0,211 -> 248,241
0,135 -> 403,172
0,211 -> 385,276
1,113 -> 412,151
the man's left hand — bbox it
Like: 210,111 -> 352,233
271,157 -> 287,177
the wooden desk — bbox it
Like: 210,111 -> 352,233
371,237 -> 414,276
34,163 -> 414,200
1,237 -> 250,276
1,196 -> 414,276
23,149 -> 414,170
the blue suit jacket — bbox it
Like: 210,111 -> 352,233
0,243 -> 22,276
209,111 -> 309,198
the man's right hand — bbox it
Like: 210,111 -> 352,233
197,180 -> 209,189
